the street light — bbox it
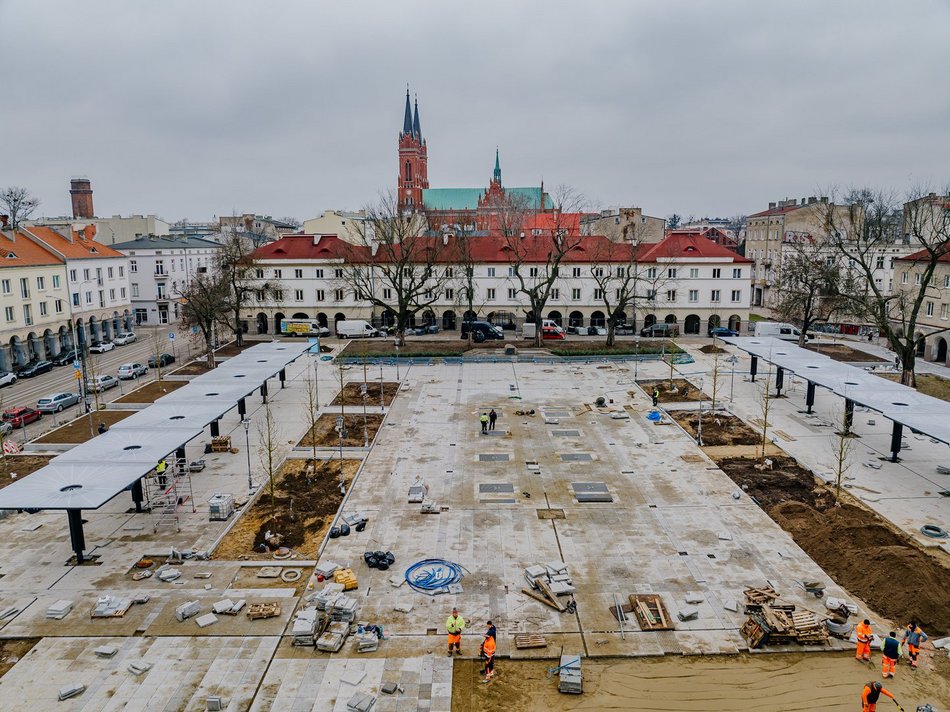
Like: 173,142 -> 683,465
728,355 -> 739,403
696,377 -> 705,446
634,337 -> 641,380
243,418 -> 253,495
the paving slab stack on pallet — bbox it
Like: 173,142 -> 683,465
316,621 -> 351,652
558,655 -> 583,694
292,608 -> 318,646
175,601 -> 201,622
46,600 -> 74,619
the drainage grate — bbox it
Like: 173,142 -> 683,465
479,454 -> 510,462
561,453 -> 593,462
572,482 -> 608,493
480,498 -> 517,505
552,430 -> 581,437
545,410 -> 571,418
479,483 -> 515,493
483,431 -> 508,437
572,482 -> 613,503
576,493 -> 613,502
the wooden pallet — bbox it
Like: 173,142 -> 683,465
743,586 -> 779,606
247,602 -> 281,620
629,594 -> 674,631
514,633 -> 547,649
210,436 -> 232,453
740,615 -> 768,649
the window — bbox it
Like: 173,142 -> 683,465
927,301 -> 934,317
129,260 -> 137,274
666,289 -> 676,302
107,267 -> 114,279
571,288 -> 581,300
52,274 -> 60,289
55,299 -> 63,313
594,288 -> 604,300
3,306 -> 12,322
529,267 -> 539,277
109,289 -> 115,300
712,268 -> 721,279
445,267 -> 454,278
403,268 -> 412,278
508,267 -> 515,277
334,269 -> 343,279
507,288 -> 517,300
646,267 -> 657,278
689,268 -> 699,279
487,288 -> 496,301
646,290 -> 657,300
273,269 -> 282,279
156,284 -> 166,299
316,289 -> 325,301
593,267 -> 604,277
444,288 -> 454,300
293,289 -> 303,302
901,272 -> 908,284
72,293 -> 80,307
383,288 -> 392,300
667,268 -> 677,279
273,290 -> 284,301
944,275 -> 950,288
38,301 -> 48,317
616,266 -> 626,277
315,269 -> 324,279
131,283 -> 139,297
155,260 -> 164,275
22,304 -> 32,325
255,268 -> 264,279
915,273 -> 921,285
334,289 -> 344,301
551,288 -> 559,301
19,277 -> 29,298
69,269 -> 77,281
120,288 -> 126,299
83,268 -> 90,281
118,266 -> 124,277
294,269 -> 303,279
487,267 -> 496,277
36,276 -> 45,290
731,289 -> 742,302
732,268 -> 742,278
942,303 -> 948,319
572,267 -> 581,278
688,289 -> 698,302
876,256 -> 885,270
0,279 -> 9,294
711,289 -> 721,303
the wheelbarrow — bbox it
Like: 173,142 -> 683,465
798,581 -> 825,598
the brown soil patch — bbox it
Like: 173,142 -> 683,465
637,378 -> 705,402
32,411 -> 135,444
0,638 -> 39,678
213,458 -> 360,560
804,342 -> 886,363
298,413 -> 384,448
214,341 -> 259,357
670,411 -> 760,446
879,372 -> 950,402
331,382 -> 399,406
547,339 -> 680,355
716,455 -> 950,634
0,455 -> 54,490
349,340 -> 504,356
112,379 -> 187,403
170,360 -> 213,376
698,344 -> 728,354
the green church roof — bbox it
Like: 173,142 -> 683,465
422,186 -> 545,211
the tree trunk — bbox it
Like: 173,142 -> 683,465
234,305 -> 244,346
898,345 -> 917,387
797,332 -> 807,347
606,323 -> 616,347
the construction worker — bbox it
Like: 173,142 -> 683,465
902,620 -> 928,669
488,408 -> 497,431
861,680 -> 896,712
97,422 -> 108,435
479,412 -> 489,433
446,607 -> 465,656
481,625 -> 496,682
881,631 -> 900,678
652,387 -> 660,407
856,618 -> 874,662
156,457 -> 168,487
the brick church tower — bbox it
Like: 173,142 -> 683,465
397,89 -> 428,212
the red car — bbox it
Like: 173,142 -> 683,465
2,407 -> 42,428
541,325 -> 565,340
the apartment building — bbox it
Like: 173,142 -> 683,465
113,235 -> 222,325
247,232 -> 750,337
579,208 -> 665,244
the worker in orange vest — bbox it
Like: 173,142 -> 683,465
446,608 -> 465,656
480,622 -> 497,683
855,619 -> 873,662
861,680 -> 896,712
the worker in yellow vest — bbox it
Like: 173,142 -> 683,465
156,458 -> 168,487
446,607 -> 465,656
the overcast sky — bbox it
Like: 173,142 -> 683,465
3,0 -> 949,224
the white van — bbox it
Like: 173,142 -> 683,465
753,321 -> 808,342
522,319 -> 564,339
280,319 -> 330,337
335,320 -> 379,339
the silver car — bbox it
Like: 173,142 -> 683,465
117,363 -> 148,379
113,332 -> 137,345
86,375 -> 119,393
36,392 -> 81,413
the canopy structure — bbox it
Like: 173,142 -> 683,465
0,340 -> 311,562
721,336 -> 950,456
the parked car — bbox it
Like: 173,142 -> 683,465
52,349 -> 81,367
147,353 -> 176,368
117,363 -> 148,379
112,332 -> 137,345
412,324 -> 440,336
0,371 -> 16,387
639,323 -> 679,337
460,321 -> 505,343
0,421 -> 12,437
614,324 -> 637,336
753,321 -> 808,342
89,341 -> 115,353
36,392 -> 81,413
709,327 -> 739,338
18,361 -> 53,378
2,407 -> 42,428
542,325 -> 566,340
86,374 -> 119,393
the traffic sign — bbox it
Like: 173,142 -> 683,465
191,326 -> 198,334
74,371 -> 82,380
168,332 -> 175,340
72,360 -> 81,370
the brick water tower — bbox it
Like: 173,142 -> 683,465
70,177 -> 94,219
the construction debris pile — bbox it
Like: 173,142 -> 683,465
740,586 -> 829,649
555,655 -> 583,695
521,561 -> 576,613
288,582 -> 379,653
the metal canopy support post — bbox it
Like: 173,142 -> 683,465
67,509 -> 85,564
775,366 -> 785,397
805,381 -> 816,414
843,398 -> 854,435
131,479 -> 144,513
279,368 -> 286,388
890,421 -> 903,462
210,420 -> 220,438
261,380 -> 268,403
237,397 -> 246,419
750,355 -> 758,382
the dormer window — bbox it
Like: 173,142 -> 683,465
5,251 -> 16,259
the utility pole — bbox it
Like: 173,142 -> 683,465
338,361 -> 346,495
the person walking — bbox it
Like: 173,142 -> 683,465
446,607 -> 465,656
861,680 -> 897,712
856,619 -> 874,662
488,409 -> 497,431
652,387 -> 660,408
902,621 -> 928,669
480,623 -> 497,683
479,412 -> 489,433
881,631 -> 901,678
156,457 -> 168,487
97,422 -> 108,435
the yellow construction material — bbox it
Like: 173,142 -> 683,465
333,568 -> 358,591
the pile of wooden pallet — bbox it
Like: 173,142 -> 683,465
210,436 -> 232,453
740,586 -> 828,649
629,594 -> 674,631
247,602 -> 281,620
521,563 -> 573,612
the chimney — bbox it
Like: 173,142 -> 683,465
820,196 -> 829,203
768,202 -> 776,209
70,177 -> 94,219
808,196 -> 817,204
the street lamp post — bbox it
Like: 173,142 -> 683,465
697,377 -> 705,446
635,337 -> 641,380
243,418 -> 253,495
728,356 -> 739,403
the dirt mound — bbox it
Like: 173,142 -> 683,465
637,378 -> 705,402
718,456 -> 950,634
699,344 -> 727,354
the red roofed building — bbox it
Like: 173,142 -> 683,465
665,226 -> 738,251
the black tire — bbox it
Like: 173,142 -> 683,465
56,405 -> 63,413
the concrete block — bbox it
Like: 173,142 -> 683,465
94,645 -> 119,658
212,599 -> 235,614
381,681 -> 398,695
230,600 -> 246,614
717,531 -> 733,541
347,692 -> 376,712
685,592 -> 705,604
544,417 -> 560,425
206,697 -> 225,711
128,661 -> 153,676
58,683 -> 85,700
524,565 -> 546,580
723,600 -> 739,612
932,636 -> 950,650
393,603 -> 413,614
341,670 -> 366,686
46,599 -> 74,619
175,601 -> 200,622
195,613 -> 218,628
677,607 -> 699,621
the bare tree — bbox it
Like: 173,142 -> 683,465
821,187 -> 950,386
442,221 -> 488,346
829,407 -> 855,504
709,343 -> 723,411
147,331 -> 171,385
218,232 -> 276,346
0,187 -> 40,229
302,361 -> 320,467
178,271 -> 230,368
502,186 -> 587,347
339,192 -> 453,346
279,217 -> 302,230
257,401 -> 281,516
758,376 -> 773,460
726,214 -> 747,252
771,237 -> 847,345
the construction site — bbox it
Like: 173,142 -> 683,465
0,337 -> 947,711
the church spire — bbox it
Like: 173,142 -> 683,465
402,87 -> 413,136
412,95 -> 422,140
493,147 -> 502,185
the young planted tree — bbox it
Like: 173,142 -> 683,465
177,271 -> 231,368
148,331 -> 171,385
758,375 -> 773,460
822,188 -> 950,387
0,187 -> 40,229
709,344 -> 723,411
257,401 -> 281,516
302,360 -> 320,466
771,237 -> 847,346
339,193 -> 453,346
829,407 -> 855,504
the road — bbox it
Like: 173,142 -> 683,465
0,326 -> 197,444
